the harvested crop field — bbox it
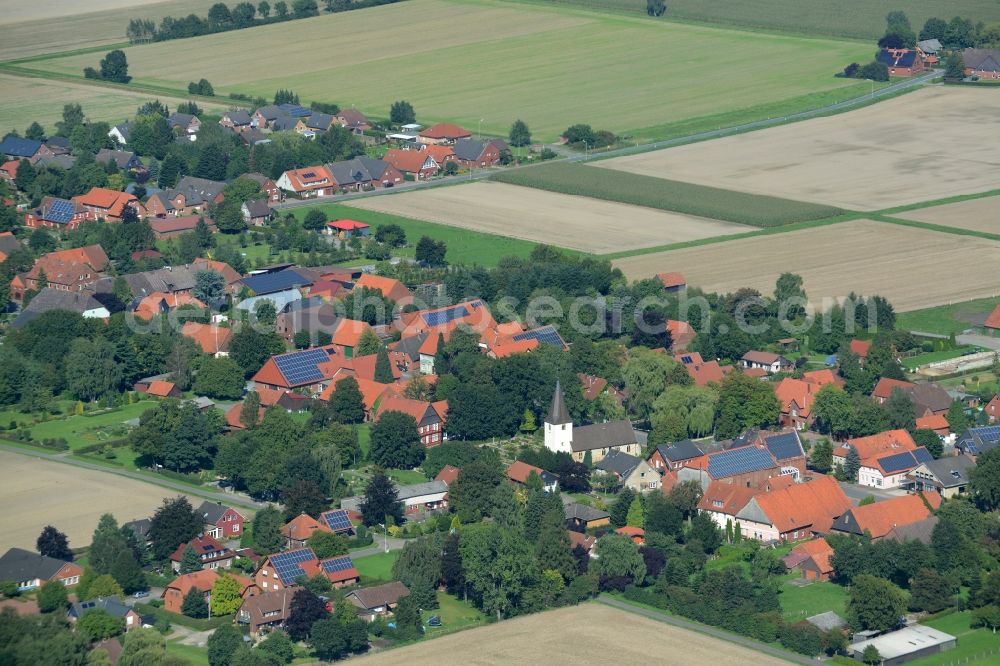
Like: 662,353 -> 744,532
0,449 -> 198,549
898,196 -> 1000,236
601,87 -> 1000,211
346,182 -> 751,253
613,219 -> 1000,312
352,602 -> 788,665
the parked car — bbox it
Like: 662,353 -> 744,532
133,590 -> 149,598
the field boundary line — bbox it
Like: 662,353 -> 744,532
870,214 -> 1000,243
597,596 -> 812,665
874,189 -> 1000,216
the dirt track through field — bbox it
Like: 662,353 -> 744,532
0,450 -> 199,549
613,219 -> 1000,312
351,602 -> 789,665
347,182 -> 750,253
601,87 -> 1000,211
899,196 -> 1000,235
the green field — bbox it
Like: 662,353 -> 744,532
166,641 -> 209,666
303,202 -> 546,266
778,576 -> 848,622
908,612 -> 1000,666
901,346 -> 982,370
492,162 -> 844,227
896,296 -> 1000,336
22,0 -> 873,141
15,401 -> 156,450
422,591 -> 487,634
355,550 -> 400,582
510,0 -> 1000,41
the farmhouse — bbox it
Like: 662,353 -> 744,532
237,589 -> 294,637
857,446 -> 934,489
829,492 -> 941,540
23,197 -> 89,230
383,149 -> 439,179
738,475 -> 851,542
347,581 -> 410,622
648,439 -> 705,472
163,569 -> 254,614
506,460 -> 559,492
418,123 -> 472,145
374,395 -> 447,447
963,48 -> 1000,79
741,351 -> 792,374
543,382 -> 641,463
0,136 -> 42,161
833,429 -> 917,468
0,548 -> 82,590
255,549 -> 359,591
876,48 -> 925,77
678,445 -> 780,489
10,245 -> 109,300
71,187 -> 143,222
11,289 -> 110,329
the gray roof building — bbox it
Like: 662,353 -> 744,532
655,440 -> 704,464
570,420 -> 638,453
0,548 -> 74,583
917,38 -> 942,54
596,450 -> 643,477
123,518 -> 153,541
122,265 -> 198,297
884,516 -> 938,545
326,157 -> 393,187
564,502 -> 610,523
69,597 -> 134,620
12,289 -> 109,329
168,176 -> 226,207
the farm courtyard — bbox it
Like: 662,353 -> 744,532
0,449 -> 198,549
600,87 -> 1000,210
22,0 -> 874,140
346,182 -> 751,253
612,219 -> 1000,312
351,602 -> 789,665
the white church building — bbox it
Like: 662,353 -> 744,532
544,381 -> 642,464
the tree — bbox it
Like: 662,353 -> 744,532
625,495 -> 644,528
862,645 -> 882,666
291,0 -> 319,17
884,10 -> 916,47
843,446 -> 862,482
240,390 -> 261,430
946,401 -> 969,435
449,457 -> 504,523
971,447 -> 1000,510
535,497 -> 576,581
110,550 -> 146,594
193,357 -> 246,400
508,119 -> 531,148
392,536 -> 441,609
369,411 -> 424,469
36,525 -> 73,561
182,586 -> 209,618
99,50 -> 131,83
86,573 -> 125,600
459,523 -> 537,620
593,535 -> 646,585
231,2 -> 256,26
90,514 -> 128,575
207,624 -> 242,666
78,609 -> 124,641
687,511 -> 722,553
810,439 -> 833,473
971,605 -> 1000,633
149,496 -> 202,560
302,209 -> 327,231
847,574 -> 906,632
908,568 -> 956,613
258,1 -> 271,17
255,300 -> 277,325
913,428 -> 943,459
229,327 -> 285,377
393,594 -> 423,640
389,101 -> 415,125
286,588 -> 327,640
36,580 -> 69,613
275,0 -> 288,16
65,338 -> 122,402
193,269 -> 225,304
210,575 -> 244,616
360,471 -> 403,526
415,235 -> 446,266
208,2 -> 233,26
371,346 -> 393,383
610,487 -> 637,528
715,371 -> 780,439
179,544 -> 202,574
281,479 -> 328,520
252,505 -> 284,554
646,0 -> 665,16
307,531 -> 348,560
257,631 -> 293,664
944,52 -> 967,81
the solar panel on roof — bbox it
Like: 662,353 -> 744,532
512,326 -> 565,348
708,446 -> 775,479
274,347 -> 330,385
45,199 -> 75,224
681,355 -> 693,364
423,305 -> 469,326
878,451 -> 919,474
270,549 -> 316,584
765,433 -> 802,461
321,509 -> 352,533
912,448 -> 934,464
321,556 -> 355,573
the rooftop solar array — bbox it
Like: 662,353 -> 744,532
708,446 -> 775,479
270,548 -> 316,584
679,355 -> 694,365
274,347 -> 330,385
320,509 -> 352,533
321,555 -> 355,574
878,451 -> 922,474
423,304 -> 470,327
764,432 -> 803,461
45,199 -> 76,224
959,426 -> 1000,454
913,447 -> 934,464
512,325 -> 565,348
241,269 -> 312,296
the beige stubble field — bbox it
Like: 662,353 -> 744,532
0,449 -> 199,549
601,87 -> 1000,211
347,182 -> 751,253
351,603 -> 789,665
613,219 -> 1000,312
898,196 -> 1000,235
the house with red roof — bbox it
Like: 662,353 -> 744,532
276,166 -> 336,197
374,395 -> 447,447
830,492 -> 941,540
782,539 -> 835,581
506,460 -> 558,492
181,322 -> 233,356
354,273 -> 412,304
10,245 -> 109,300
281,513 -> 331,549
985,395 -> 1000,423
667,320 -> 696,351
140,380 -> 181,398
254,549 -> 359,592
577,373 -> 626,406
319,376 -> 392,419
383,149 -> 439,180
858,446 -> 935,489
324,219 -> 371,239
224,402 -> 265,430
871,378 -> 915,405
252,345 -> 345,395
674,351 -> 729,387
849,339 -> 872,359
24,196 -> 89,230
417,123 -> 471,145
332,319 -> 376,357
737,475 -> 851,542
833,429 -> 917,467
615,526 -> 645,545
915,413 -> 950,438
71,187 -> 144,221
435,464 -> 460,486
169,534 -> 235,572
149,215 -> 215,239
163,569 -> 254,614
133,292 -> 206,320
656,272 -> 686,292
774,371 -> 838,431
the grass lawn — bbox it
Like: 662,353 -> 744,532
778,575 -> 848,623
705,544 -> 751,573
166,641 -> 209,666
907,611 -> 999,666
355,550 -> 399,583
901,346 -> 981,370
25,401 -> 157,451
896,296 -> 1000,336
23,0 -> 873,141
357,424 -> 371,460
422,591 -> 487,635
387,469 -> 428,485
301,201 -> 545,267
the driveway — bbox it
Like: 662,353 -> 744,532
351,536 -> 407,558
838,481 -> 903,505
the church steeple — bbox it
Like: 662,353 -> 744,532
546,379 -> 571,425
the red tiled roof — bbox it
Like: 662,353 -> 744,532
837,429 -> 917,460
435,464 -> 460,485
872,377 -> 915,400
376,395 -> 439,423
419,123 -> 471,140
578,373 -> 608,401
326,219 -> 370,231
145,380 -> 177,397
225,402 -> 265,429
839,493 -> 940,539
384,149 -> 438,173
666,320 -> 696,347
319,376 -> 391,410
165,569 -> 251,596
149,216 -> 212,235
984,305 -> 1000,330
787,538 -> 834,574
802,369 -> 839,387
134,292 -> 206,320
354,274 -> 411,303
698,482 -> 760,516
169,534 -> 231,563
568,530 -> 596,552
506,460 -> 545,484
192,258 -> 242,285
657,272 -> 686,289
281,513 -> 331,542
775,378 -> 818,418
333,319 -> 374,348
753,475 -> 851,535
915,413 -> 949,432
181,322 -> 233,354
72,187 -> 139,217
849,339 -> 872,357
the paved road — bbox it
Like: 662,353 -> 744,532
838,481 -> 903,506
598,596 -> 816,665
957,334 -> 1000,351
0,442 -> 265,511
272,70 -> 939,212
351,535 -> 407,558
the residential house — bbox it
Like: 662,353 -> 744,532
347,581 -> 410,622
577,373 -> 626,407
11,289 -> 110,329
383,148 -> 439,179
71,187 -> 143,222
907,383 -> 952,417
849,339 -> 871,360
169,534 -> 235,572
615,526 -> 645,545
240,173 -> 284,202
871,378 -> 915,405
775,370 -> 840,430
564,502 -> 610,530
224,401 -> 266,430
254,549 -> 359,592
435,464 -> 460,486
858,447 -> 934,489
340,480 -> 449,515
782,539 -> 835,581
331,319 -> 378,358
95,149 -> 143,171
675,351 -> 729,386
758,430 -> 807,476
119,265 -> 197,298
149,215 -> 215,239
252,345 -> 342,396
68,598 -> 143,632
656,272 -> 686,292
133,292 -> 206,320
667,319 -> 696,351
506,460 -> 559,492
219,110 -> 252,129
277,166 -> 336,197
418,123 -> 471,145
963,48 -> 1000,79
567,531 -> 597,556
906,456 -> 976,498
354,273 -> 411,303
334,109 -> 371,133
915,413 -> 951,441
23,197 -> 89,230
876,48 -> 925,76
741,351 -> 792,374
884,516 -> 938,545
0,136 -> 42,161
736,475 -> 851,542
421,144 -> 458,167
295,112 -> 333,136
0,232 -> 19,263
242,199 -> 273,226
0,548 -> 82,590
0,159 -> 18,183
829,492 -> 941,540
375,395 -> 447,447
281,513 -> 331,549
108,122 -> 132,146
543,381 -> 642,463
648,440 -> 705,472
319,509 -> 355,536
237,588 -> 293,637
595,451 -> 660,493
274,297 -> 338,342
984,395 -> 1000,423
240,268 -> 313,296
181,321 -> 233,356
678,444 -> 781,490
196,501 -> 244,539
398,300 -> 497,374
324,219 -> 371,239
326,157 -> 403,191
955,426 -> 1000,458
251,103 -> 311,129
147,176 -> 225,217
168,112 -> 202,136
122,519 -> 153,545
192,257 -> 242,294
833,429 -> 917,468
452,138 -> 501,168
10,245 -> 109,300
138,380 -> 182,398
163,569 -> 254,614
